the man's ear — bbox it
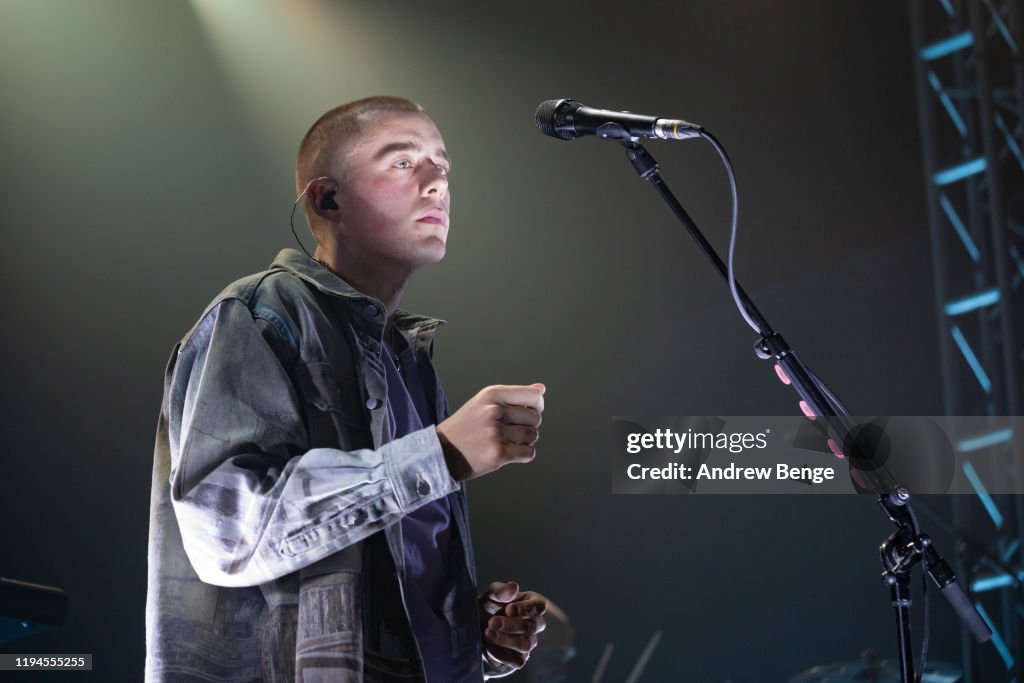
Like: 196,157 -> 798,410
309,178 -> 342,221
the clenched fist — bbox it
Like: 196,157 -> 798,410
436,383 -> 545,481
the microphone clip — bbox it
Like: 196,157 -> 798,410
600,123 -> 660,180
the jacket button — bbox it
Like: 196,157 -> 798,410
343,509 -> 368,527
363,304 -> 379,319
416,476 -> 431,496
366,397 -> 382,410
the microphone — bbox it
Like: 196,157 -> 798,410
534,99 -> 703,142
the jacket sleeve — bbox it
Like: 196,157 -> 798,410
165,297 -> 459,588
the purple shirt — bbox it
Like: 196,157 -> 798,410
383,332 -> 459,681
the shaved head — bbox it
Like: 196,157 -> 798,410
295,95 -> 425,196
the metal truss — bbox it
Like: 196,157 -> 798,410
910,0 -> 1024,680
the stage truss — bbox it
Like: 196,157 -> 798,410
909,0 -> 1024,680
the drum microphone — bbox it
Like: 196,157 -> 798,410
534,99 -> 703,142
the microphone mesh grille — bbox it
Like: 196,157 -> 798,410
535,99 -> 576,140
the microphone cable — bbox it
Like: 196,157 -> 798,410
699,130 -> 852,419
696,130 -> 759,336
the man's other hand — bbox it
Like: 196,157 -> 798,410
480,581 -> 547,670
436,384 -> 545,481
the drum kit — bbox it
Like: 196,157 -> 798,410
582,640 -> 962,683
788,650 -> 961,683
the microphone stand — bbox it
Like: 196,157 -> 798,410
595,123 -> 992,682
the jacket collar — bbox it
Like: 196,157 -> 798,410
270,248 -> 447,338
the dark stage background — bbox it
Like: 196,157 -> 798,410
0,1 -> 963,680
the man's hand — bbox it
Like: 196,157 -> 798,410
436,384 -> 545,481
480,581 -> 547,671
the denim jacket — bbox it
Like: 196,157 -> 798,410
146,248 -> 492,682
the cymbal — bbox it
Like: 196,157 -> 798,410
788,658 -> 960,683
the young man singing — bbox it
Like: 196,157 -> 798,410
146,96 -> 547,682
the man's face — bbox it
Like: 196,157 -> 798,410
330,112 -> 451,272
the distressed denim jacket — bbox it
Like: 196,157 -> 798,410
146,248 -> 493,682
